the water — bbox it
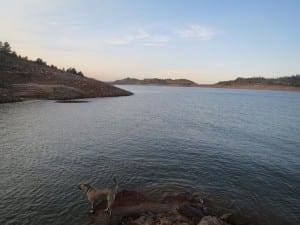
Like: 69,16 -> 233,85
0,86 -> 299,225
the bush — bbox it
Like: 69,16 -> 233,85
66,67 -> 84,77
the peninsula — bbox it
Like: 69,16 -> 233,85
0,42 -> 132,103
113,77 -> 199,87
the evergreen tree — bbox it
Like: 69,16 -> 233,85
0,41 -> 12,54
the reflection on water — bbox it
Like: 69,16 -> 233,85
0,86 -> 299,225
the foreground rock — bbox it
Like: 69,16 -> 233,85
198,216 -> 230,225
85,190 -> 233,225
0,53 -> 132,103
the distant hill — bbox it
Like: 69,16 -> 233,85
0,43 -> 132,103
113,75 -> 300,91
214,76 -> 300,90
113,77 -> 199,87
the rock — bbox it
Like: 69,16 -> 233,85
174,214 -> 191,223
122,222 -> 139,225
177,203 -> 204,223
158,217 -> 172,225
198,216 -> 229,225
219,213 -> 232,222
133,215 -> 147,225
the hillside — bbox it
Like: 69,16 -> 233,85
0,52 -> 132,103
214,76 -> 300,90
113,77 -> 199,86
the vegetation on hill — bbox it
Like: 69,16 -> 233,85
0,41 -> 84,77
114,77 -> 199,86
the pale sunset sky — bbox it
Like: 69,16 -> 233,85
1,0 -> 299,84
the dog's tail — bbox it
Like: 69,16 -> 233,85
113,177 -> 118,192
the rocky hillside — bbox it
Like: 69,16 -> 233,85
0,52 -> 132,103
113,77 -> 199,87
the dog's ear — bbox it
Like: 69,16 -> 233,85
85,183 -> 91,188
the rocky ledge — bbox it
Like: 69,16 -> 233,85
86,190 -> 237,225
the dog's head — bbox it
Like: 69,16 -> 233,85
78,183 -> 91,192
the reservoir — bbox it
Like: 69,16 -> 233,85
0,86 -> 299,225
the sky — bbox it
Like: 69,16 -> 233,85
0,0 -> 299,84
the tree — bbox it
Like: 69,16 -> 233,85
3,42 -> 11,53
35,58 -> 47,66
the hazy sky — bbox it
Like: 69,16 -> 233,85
1,0 -> 299,83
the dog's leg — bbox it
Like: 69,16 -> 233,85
104,193 -> 113,212
106,197 -> 113,217
89,201 -> 95,214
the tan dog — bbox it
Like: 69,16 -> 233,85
78,178 -> 118,215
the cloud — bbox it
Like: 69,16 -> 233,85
108,30 -> 169,46
48,21 -> 58,26
177,25 -> 216,40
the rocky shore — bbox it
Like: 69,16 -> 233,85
0,53 -> 132,103
86,190 -> 239,225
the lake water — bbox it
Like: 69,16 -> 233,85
0,85 -> 299,225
